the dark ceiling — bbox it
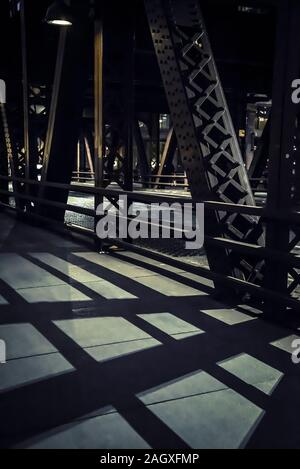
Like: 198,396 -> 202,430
0,0 -> 278,116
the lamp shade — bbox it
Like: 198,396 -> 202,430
44,1 -> 73,26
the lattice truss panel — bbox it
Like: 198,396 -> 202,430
15,85 -> 49,183
0,83 -> 49,207
145,0 -> 265,283
0,100 -> 26,206
0,103 -> 14,175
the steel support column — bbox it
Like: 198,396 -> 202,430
122,6 -> 135,193
94,4 -> 104,248
264,0 -> 300,313
20,1 -> 45,203
133,118 -> 150,184
20,0 -> 30,188
150,113 -> 160,170
248,117 -> 270,188
39,10 -> 91,221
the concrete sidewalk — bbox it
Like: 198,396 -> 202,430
0,213 -> 299,449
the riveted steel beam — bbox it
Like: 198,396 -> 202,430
144,0 -> 264,288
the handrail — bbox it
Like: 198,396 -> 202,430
1,174 -> 300,312
1,179 -> 300,268
2,198 -> 299,312
1,174 -> 300,223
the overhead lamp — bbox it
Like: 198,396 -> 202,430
44,1 -> 73,26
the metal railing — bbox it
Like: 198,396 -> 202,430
70,172 -> 269,192
0,174 -> 299,312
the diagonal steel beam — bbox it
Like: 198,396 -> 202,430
154,126 -> 177,189
144,0 -> 264,286
39,14 -> 91,221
